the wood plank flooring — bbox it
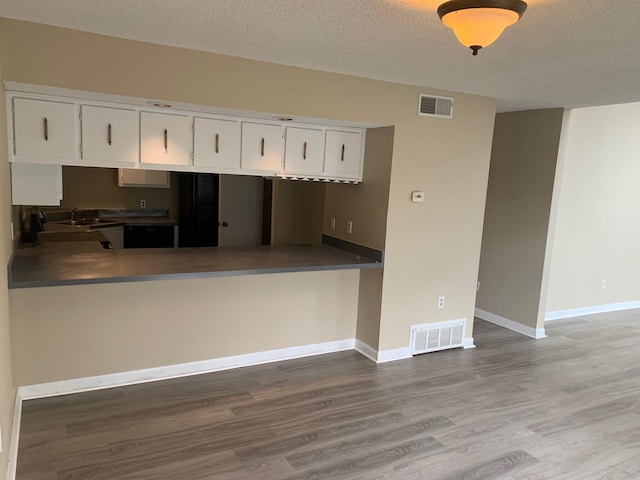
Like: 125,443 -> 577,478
17,310 -> 640,479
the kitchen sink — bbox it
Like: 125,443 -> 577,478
58,218 -> 120,227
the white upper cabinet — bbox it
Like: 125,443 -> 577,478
241,122 -> 284,173
324,130 -> 363,180
11,163 -> 63,206
284,127 -> 325,176
140,111 -> 191,167
5,85 -> 366,183
12,98 -> 77,162
118,168 -> 170,188
81,105 -> 138,166
193,117 -> 241,170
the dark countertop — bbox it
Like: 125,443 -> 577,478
41,217 -> 177,235
9,241 -> 382,289
100,216 -> 178,226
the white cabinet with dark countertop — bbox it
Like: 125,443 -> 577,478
140,111 -> 192,168
240,122 -> 285,174
81,105 -> 139,166
324,129 -> 363,180
284,126 -> 325,176
12,97 -> 77,163
193,117 -> 241,171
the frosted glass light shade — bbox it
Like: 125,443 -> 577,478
438,0 -> 527,55
441,8 -> 519,48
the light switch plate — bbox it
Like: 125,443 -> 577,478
411,191 -> 425,203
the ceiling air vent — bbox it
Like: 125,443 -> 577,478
418,94 -> 454,119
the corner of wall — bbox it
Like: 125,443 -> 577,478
537,109 -> 571,327
0,54 -> 18,480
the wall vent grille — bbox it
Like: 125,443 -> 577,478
418,94 -> 454,119
411,319 -> 466,355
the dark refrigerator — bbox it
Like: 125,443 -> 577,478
178,173 -> 219,247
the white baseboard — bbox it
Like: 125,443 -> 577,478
6,391 -> 21,480
545,301 -> 640,322
356,336 -> 474,363
18,339 -> 356,400
354,339 -> 378,362
377,347 -> 412,363
475,308 -> 546,339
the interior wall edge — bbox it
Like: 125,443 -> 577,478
475,308 -> 547,339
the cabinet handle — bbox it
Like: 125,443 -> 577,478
43,117 -> 49,141
303,142 -> 307,160
261,138 -> 265,157
164,129 -> 168,152
341,144 -> 345,161
215,133 -> 220,154
107,123 -> 112,146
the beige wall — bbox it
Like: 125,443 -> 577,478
546,103 -> 640,312
323,127 -> 394,250
1,17 -> 496,384
10,270 -> 359,385
61,166 -> 179,216
323,126 -> 394,351
379,109 -> 495,347
272,180 -> 325,245
0,55 -> 15,480
356,269 -> 384,350
476,109 -> 564,329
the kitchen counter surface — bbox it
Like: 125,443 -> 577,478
9,240 -> 382,289
101,216 -> 178,226
42,216 -> 177,235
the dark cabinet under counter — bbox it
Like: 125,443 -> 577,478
123,225 -> 175,248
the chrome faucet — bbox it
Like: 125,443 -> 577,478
70,207 -> 78,221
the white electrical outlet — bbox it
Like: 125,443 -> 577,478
330,217 -> 336,230
140,199 -> 146,208
346,221 -> 353,234
477,281 -> 480,292
602,280 -> 607,289
438,296 -> 445,309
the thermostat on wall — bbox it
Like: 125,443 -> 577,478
411,191 -> 425,203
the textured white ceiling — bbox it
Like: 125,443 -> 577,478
1,0 -> 639,111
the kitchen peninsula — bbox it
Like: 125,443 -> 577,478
9,236 -> 383,289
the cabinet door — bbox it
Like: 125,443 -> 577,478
140,112 -> 191,166
241,122 -> 284,173
284,127 -> 325,176
193,117 -> 241,170
118,168 -> 170,188
13,98 -> 77,161
324,130 -> 362,180
11,163 -> 63,206
81,105 -> 138,165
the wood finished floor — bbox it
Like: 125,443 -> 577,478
17,310 -> 640,480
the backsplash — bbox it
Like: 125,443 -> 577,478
61,166 -> 179,215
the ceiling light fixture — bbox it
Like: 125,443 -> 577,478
149,102 -> 173,108
437,0 -> 527,56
